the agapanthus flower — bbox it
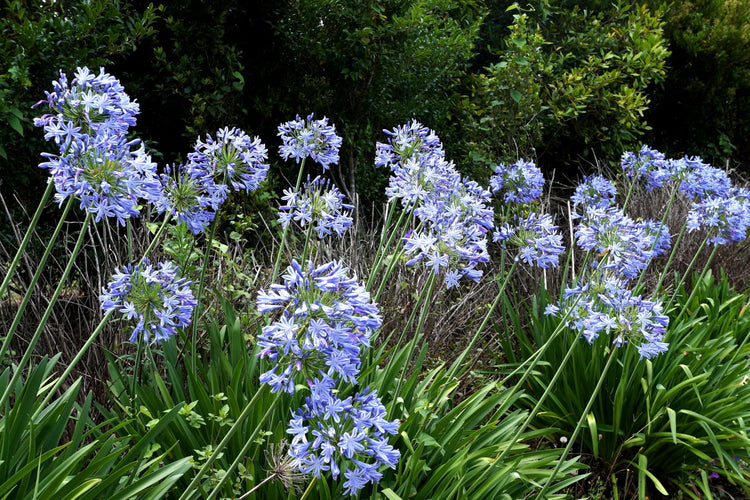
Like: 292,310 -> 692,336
153,163 -> 217,234
287,377 -> 399,496
383,149 -> 455,208
100,259 -> 196,343
489,159 -> 545,204
574,206 -> 656,280
278,176 -> 354,238
402,175 -> 494,288
186,127 -> 269,209
256,260 -> 381,393
547,270 -> 669,358
686,194 -> 750,246
493,212 -> 565,269
638,220 -> 671,258
33,66 -> 139,153
278,113 -> 342,170
620,145 -> 670,190
571,174 -> 617,209
38,135 -> 160,225
678,157 -> 733,201
374,120 -> 444,170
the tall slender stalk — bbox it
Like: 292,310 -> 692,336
0,211 -> 93,409
0,179 -> 55,299
190,215 -> 219,374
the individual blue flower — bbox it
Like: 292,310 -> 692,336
33,66 -> 139,152
493,212 -> 565,269
186,127 -> 269,209
153,163 -> 217,234
686,194 -> 750,246
638,220 -> 671,258
489,159 -> 545,204
38,135 -> 160,225
278,175 -> 354,238
256,260 -> 381,393
100,259 -> 196,343
287,377 -> 399,496
570,174 -> 617,209
278,113 -> 342,170
620,145 -> 670,190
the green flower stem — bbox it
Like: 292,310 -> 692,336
271,159 -> 308,284
299,477 -> 317,500
535,347 -> 618,499
367,204 -> 411,291
670,243 -> 719,325
665,234 -> 710,311
140,212 -> 173,265
0,175 -> 55,299
0,197 -> 74,362
634,182 -> 680,293
190,215 -> 219,374
35,309 -> 116,413
387,272 -> 437,420
179,384 -> 274,500
621,178 -> 637,212
301,219 -> 316,263
206,395 -> 283,500
0,211 -> 93,410
447,259 -> 518,380
651,223 -> 688,298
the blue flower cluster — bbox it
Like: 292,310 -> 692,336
278,176 -> 354,238
34,67 -> 159,224
547,272 -> 669,359
257,260 -> 399,495
376,121 -> 494,289
288,377 -> 399,496
100,259 -> 196,344
494,212 -> 565,269
571,174 -> 617,209
278,113 -> 342,170
622,145 -> 750,247
575,206 -> 670,280
256,260 -> 381,393
489,159 -> 545,204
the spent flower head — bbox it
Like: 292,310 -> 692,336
278,176 -> 354,238
287,377 -> 400,496
256,260 -> 381,393
100,259 -> 196,343
278,113 -> 342,170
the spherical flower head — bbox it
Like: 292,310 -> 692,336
153,163 -> 217,235
278,175 -> 354,238
620,145 -> 670,190
278,113 -> 342,170
686,194 -> 750,246
403,175 -> 494,289
489,159 -> 544,204
256,260 -> 381,393
34,66 -> 139,153
571,174 -> 617,210
287,378 -> 400,496
493,212 -> 565,269
186,127 -> 269,209
575,206 -> 655,280
551,269 -> 669,357
374,120 -> 444,171
100,259 -> 196,344
38,135 -> 160,225
678,157 -> 733,201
